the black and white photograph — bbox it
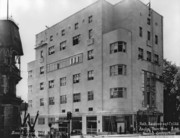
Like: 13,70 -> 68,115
0,0 -> 180,138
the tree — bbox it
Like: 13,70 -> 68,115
163,59 -> 178,122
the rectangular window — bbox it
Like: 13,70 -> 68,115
40,98 -> 44,106
87,50 -> 94,60
88,107 -> 93,111
110,64 -> 126,76
28,85 -> 32,93
40,50 -> 43,58
70,54 -> 83,65
40,66 -> 44,74
88,15 -> 93,23
88,91 -> 94,101
73,35 -> 80,45
147,18 -> 151,25
88,29 -> 93,39
75,23 -> 78,30
40,82 -> 44,90
147,51 -> 152,62
60,77 -> 66,86
60,41 -> 66,51
49,97 -> 55,105
75,108 -> 79,112
87,70 -> 94,80
110,41 -> 126,54
154,54 -> 159,64
139,27 -> 143,37
28,70 -> 33,78
48,118 -> 55,124
38,118 -> 45,125
60,95 -> 67,104
73,73 -> 80,84
61,29 -> 65,36
48,80 -> 54,88
110,87 -> 127,98
73,93 -> 81,102
50,35 -> 53,41
155,35 -> 158,44
147,31 -> 151,41
138,48 -> 144,60
48,46 -> 55,55
28,100 -> 32,107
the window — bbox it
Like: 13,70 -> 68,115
147,31 -> 151,41
88,15 -> 93,23
155,35 -> 158,44
87,70 -> 94,80
88,107 -> 93,111
110,87 -> 127,98
87,50 -> 94,60
61,29 -> 65,36
154,54 -> 159,64
38,118 -> 45,125
28,85 -> 32,93
40,66 -> 44,74
60,77 -> 66,86
28,70 -> 33,78
88,29 -> 93,39
147,51 -> 152,62
75,23 -> 78,30
110,41 -> 126,54
70,55 -> 83,65
75,108 -> 79,112
60,95 -> 67,104
60,41 -> 66,51
48,118 -> 55,124
147,18 -> 151,25
50,35 -> 53,41
40,82 -> 44,90
73,93 -> 81,102
73,35 -> 80,45
28,100 -> 32,107
73,73 -> 80,84
49,97 -> 55,105
139,27 -> 143,37
48,46 -> 55,55
48,80 -> 54,88
62,109 -> 65,113
138,48 -> 144,59
88,91 -> 94,101
40,50 -> 43,58
40,98 -> 44,106
110,64 -> 126,76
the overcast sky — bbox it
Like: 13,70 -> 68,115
0,0 -> 180,101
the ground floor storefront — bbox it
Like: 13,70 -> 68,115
34,110 -> 164,137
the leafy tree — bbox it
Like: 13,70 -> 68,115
163,59 -> 178,122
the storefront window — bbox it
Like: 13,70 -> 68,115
87,116 -> 97,134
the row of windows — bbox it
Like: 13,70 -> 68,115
48,15 -> 93,43
47,53 -> 83,73
139,27 -> 158,45
28,64 -> 127,92
29,87 -> 127,108
138,47 -> 159,64
48,29 -> 93,56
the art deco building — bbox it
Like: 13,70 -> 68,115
28,0 -> 163,135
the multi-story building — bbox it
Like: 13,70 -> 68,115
28,0 -> 163,135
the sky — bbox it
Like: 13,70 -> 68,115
0,0 -> 180,102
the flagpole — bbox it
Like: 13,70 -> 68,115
7,0 -> 9,20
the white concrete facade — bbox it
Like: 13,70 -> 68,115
27,0 -> 163,136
